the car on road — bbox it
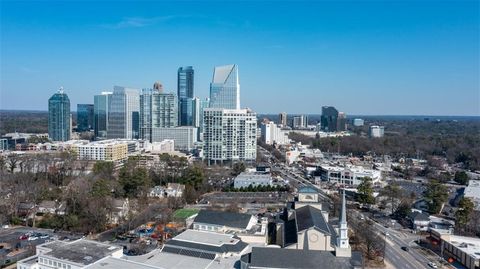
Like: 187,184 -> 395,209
428,262 -> 438,268
401,246 -> 409,252
19,234 -> 28,240
28,236 -> 39,241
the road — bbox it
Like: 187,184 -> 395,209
270,160 -> 433,269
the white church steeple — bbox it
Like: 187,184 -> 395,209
335,189 -> 352,257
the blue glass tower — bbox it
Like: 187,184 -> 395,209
77,104 -> 94,131
48,88 -> 71,141
177,66 -> 194,126
209,64 -> 240,110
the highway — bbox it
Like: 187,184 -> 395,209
269,158 -> 434,269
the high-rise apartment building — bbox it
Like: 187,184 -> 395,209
178,66 -> 194,126
321,106 -> 339,132
94,92 -> 112,139
77,104 -> 94,132
107,86 -> 140,140
48,88 -> 71,141
292,115 -> 307,129
279,112 -> 287,126
260,121 -> 289,145
209,64 -> 240,110
203,108 -> 257,164
140,88 -> 178,141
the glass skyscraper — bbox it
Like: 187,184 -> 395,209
177,66 -> 194,126
209,64 -> 240,110
94,92 -> 112,139
107,86 -> 140,139
140,88 -> 178,141
77,104 -> 94,132
321,106 -> 339,132
48,88 -> 71,141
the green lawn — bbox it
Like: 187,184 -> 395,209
173,208 -> 199,220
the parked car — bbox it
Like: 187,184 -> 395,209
401,246 -> 409,252
428,262 -> 438,268
19,234 -> 28,240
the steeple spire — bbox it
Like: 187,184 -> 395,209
340,189 -> 347,224
336,189 -> 351,257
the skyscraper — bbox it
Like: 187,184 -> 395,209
279,112 -> 287,126
48,88 -> 71,141
94,92 -> 112,139
203,108 -> 257,164
321,106 -> 339,132
140,88 -> 178,141
77,104 -> 94,132
107,86 -> 140,139
178,66 -> 194,126
209,64 -> 240,110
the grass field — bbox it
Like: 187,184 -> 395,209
173,208 -> 199,220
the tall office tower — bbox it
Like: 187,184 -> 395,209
321,106 -> 339,132
153,81 -> 163,93
107,86 -> 140,139
94,92 -> 112,139
369,125 -> 385,138
203,108 -> 257,164
77,104 -> 94,132
178,66 -> 194,126
48,88 -> 71,141
337,112 -> 347,131
139,88 -> 178,141
209,64 -> 240,110
279,112 -> 287,126
292,115 -> 306,129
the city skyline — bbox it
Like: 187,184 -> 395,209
1,1 -> 479,116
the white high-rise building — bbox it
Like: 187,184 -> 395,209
203,108 -> 257,164
107,86 -> 140,139
209,64 -> 240,110
369,125 -> 385,138
260,121 -> 290,145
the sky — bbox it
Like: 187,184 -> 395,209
1,0 -> 479,116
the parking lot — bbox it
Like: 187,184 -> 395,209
0,226 -> 82,267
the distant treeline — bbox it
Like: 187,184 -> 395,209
0,110 -> 78,135
289,119 -> 480,171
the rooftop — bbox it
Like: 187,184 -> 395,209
296,205 -> 331,235
194,210 -> 254,229
464,180 -> 480,200
41,239 -> 122,265
245,247 -> 358,269
446,235 -> 480,259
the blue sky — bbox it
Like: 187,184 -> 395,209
1,0 -> 479,115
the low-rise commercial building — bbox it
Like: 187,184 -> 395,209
440,235 -> 480,269
234,171 -> 273,189
464,180 -> 480,210
318,165 -> 382,186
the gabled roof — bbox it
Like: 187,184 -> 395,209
409,211 -> 430,222
295,205 -> 331,235
193,210 -> 253,229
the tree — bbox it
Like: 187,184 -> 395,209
357,177 -> 375,205
232,162 -> 246,176
455,197 -> 474,228
454,171 -> 469,185
394,202 -> 411,219
93,161 -> 115,180
380,183 -> 402,215
424,180 -> 448,214
119,165 -> 151,198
